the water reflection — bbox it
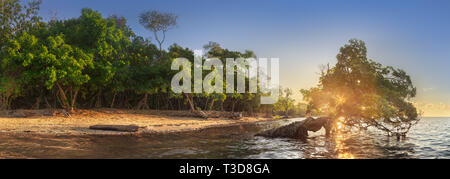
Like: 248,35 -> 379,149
0,117 -> 448,158
334,132 -> 355,159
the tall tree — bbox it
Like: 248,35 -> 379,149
139,10 -> 177,57
0,0 -> 41,49
50,8 -> 132,108
0,0 -> 42,109
301,39 -> 419,136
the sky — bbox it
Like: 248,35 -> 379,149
35,0 -> 450,116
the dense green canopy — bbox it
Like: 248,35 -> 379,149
0,1 -> 276,115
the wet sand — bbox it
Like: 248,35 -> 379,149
0,109 -> 276,135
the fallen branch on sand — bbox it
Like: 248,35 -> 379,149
89,125 -> 145,132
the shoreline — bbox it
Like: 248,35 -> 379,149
0,109 -> 284,136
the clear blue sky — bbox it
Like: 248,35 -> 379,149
37,0 -> 450,116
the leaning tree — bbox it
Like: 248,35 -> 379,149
301,39 -> 420,137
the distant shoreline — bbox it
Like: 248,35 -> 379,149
0,109 -> 282,136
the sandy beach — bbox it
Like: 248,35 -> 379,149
0,109 -> 276,135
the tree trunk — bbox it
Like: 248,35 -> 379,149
0,94 -> 9,110
184,93 -> 195,112
204,97 -> 209,111
95,88 -> 102,108
56,83 -> 69,110
110,92 -> 117,108
44,96 -> 52,108
70,89 -> 79,112
167,93 -> 173,110
209,99 -> 215,111
136,93 -> 149,110
33,94 -> 42,109
156,94 -> 160,110
248,105 -> 254,117
184,93 -> 208,119
256,117 -> 333,139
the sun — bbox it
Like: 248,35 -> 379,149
336,121 -> 343,130
335,117 -> 345,130
336,95 -> 346,104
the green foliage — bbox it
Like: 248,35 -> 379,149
139,10 -> 178,53
273,87 -> 295,116
0,2 -> 283,116
0,0 -> 43,109
200,41 -> 261,113
293,102 -> 307,117
301,39 -> 419,136
1,28 -> 93,109
0,0 -> 42,49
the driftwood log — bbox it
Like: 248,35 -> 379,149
256,117 -> 333,140
89,125 -> 144,132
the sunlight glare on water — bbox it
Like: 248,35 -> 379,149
0,117 -> 448,159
